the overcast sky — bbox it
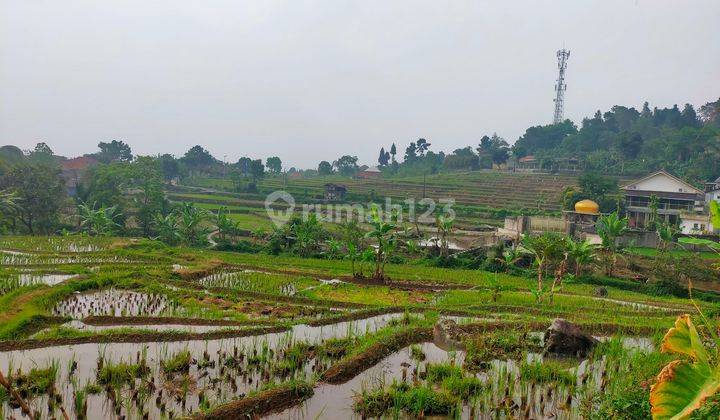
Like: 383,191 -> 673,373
1,1 -> 718,169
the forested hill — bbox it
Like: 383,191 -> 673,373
511,99 -> 720,183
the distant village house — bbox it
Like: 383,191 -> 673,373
356,166 -> 382,179
60,156 -> 98,196
324,183 -> 347,201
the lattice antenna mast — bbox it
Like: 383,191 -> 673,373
553,49 -> 570,124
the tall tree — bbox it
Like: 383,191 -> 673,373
158,154 -> 181,181
2,164 -> 66,234
404,142 -> 418,163
131,156 -> 166,237
77,162 -> 131,227
27,142 -> 56,165
416,138 -> 431,157
266,156 -> 282,174
249,159 -> 265,181
97,140 -> 133,163
317,160 -> 333,175
333,155 -> 359,176
378,147 -> 389,167
236,157 -> 252,175
181,145 -> 215,171
389,143 -> 397,163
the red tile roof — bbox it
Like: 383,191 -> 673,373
61,156 -> 98,170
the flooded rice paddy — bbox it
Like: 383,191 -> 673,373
1,273 -> 78,295
51,289 -> 175,318
0,313 -> 407,419
276,336 -> 653,420
198,270 -> 299,296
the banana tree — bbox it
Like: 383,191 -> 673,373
566,238 -> 597,277
656,221 -> 680,254
497,246 -> 524,273
214,206 -> 241,242
177,202 -> 209,246
77,202 -> 122,236
153,212 -> 182,245
365,205 -> 398,281
650,315 -> 720,419
520,233 -> 567,303
595,212 -> 629,276
435,214 -> 455,258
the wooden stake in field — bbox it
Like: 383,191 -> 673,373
0,369 -> 35,419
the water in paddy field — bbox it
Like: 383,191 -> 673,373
51,289 -> 175,318
0,273 -> 78,296
0,313 -> 406,419
198,270 -> 298,296
274,336 -> 654,420
270,342 -> 461,420
0,253 -> 138,266
53,320 -> 242,334
18,273 -> 77,286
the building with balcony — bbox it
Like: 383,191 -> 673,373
622,170 -> 706,233
706,176 -> 720,204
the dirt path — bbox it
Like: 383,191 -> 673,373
0,288 -> 49,323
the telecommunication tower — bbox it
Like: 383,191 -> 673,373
553,49 -> 570,124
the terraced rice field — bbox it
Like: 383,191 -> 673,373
0,236 -> 712,418
185,171 -> 577,212
170,171 -> 577,231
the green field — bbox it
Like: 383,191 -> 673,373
0,235 -> 717,418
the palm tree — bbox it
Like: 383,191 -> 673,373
566,238 -> 597,277
595,212 -> 629,276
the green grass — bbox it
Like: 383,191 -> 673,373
519,360 -> 576,385
628,246 -> 720,259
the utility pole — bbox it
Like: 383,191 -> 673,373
553,49 -> 570,124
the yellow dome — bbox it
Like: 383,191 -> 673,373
574,199 -> 600,215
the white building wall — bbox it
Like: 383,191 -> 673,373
628,174 -> 698,193
706,191 -> 720,203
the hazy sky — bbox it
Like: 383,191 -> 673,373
1,1 -> 718,169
